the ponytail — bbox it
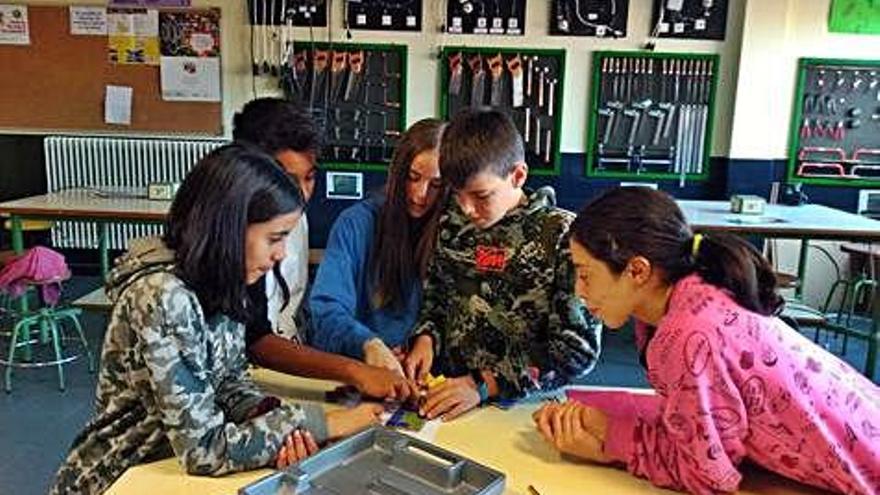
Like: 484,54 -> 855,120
690,233 -> 783,316
571,187 -> 783,317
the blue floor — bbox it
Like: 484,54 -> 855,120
0,276 -> 876,495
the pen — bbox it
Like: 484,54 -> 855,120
527,485 -> 542,495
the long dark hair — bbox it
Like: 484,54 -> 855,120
371,118 -> 447,310
571,187 -> 782,316
164,144 -> 304,321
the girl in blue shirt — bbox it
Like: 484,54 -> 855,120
309,119 -> 446,375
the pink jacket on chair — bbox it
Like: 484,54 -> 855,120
0,246 -> 70,305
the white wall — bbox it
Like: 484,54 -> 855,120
729,0 -> 880,159
218,0 -> 745,154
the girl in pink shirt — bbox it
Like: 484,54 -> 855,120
534,187 -> 880,494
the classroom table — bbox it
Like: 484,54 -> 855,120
105,370 -> 825,495
677,200 -> 880,377
0,189 -> 167,361
0,188 -> 169,276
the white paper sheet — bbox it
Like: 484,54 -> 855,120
70,6 -> 107,35
159,56 -> 220,101
104,85 -> 133,125
0,4 -> 30,45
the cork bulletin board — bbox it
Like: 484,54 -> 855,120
0,5 -> 222,134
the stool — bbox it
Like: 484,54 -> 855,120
1,279 -> 94,392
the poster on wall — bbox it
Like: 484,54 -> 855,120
108,8 -> 160,64
0,4 -> 30,45
159,9 -> 220,57
159,9 -> 221,101
828,0 -> 880,34
160,57 -> 220,101
70,6 -> 108,36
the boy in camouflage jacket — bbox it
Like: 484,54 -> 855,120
405,109 -> 602,421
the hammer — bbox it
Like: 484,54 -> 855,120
623,109 -> 641,148
627,99 -> 653,147
659,102 -> 676,139
648,109 -> 666,146
600,101 -> 624,145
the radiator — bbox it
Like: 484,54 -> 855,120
44,135 -> 226,250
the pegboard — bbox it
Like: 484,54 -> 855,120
446,0 -> 526,36
550,0 -> 628,38
440,46 -> 565,174
650,0 -> 728,40
346,0 -> 422,31
247,0 -> 327,27
586,51 -> 720,183
787,57 -> 880,187
283,42 -> 407,171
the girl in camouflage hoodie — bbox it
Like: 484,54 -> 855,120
50,145 -> 381,495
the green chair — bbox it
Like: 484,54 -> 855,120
1,277 -> 94,392
818,243 -> 878,355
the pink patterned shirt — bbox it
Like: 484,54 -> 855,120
602,275 -> 880,494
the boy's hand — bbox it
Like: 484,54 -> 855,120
351,364 -> 419,402
275,429 -> 319,469
326,403 -> 385,440
532,402 -> 611,463
404,334 -> 434,382
363,338 -> 405,376
419,375 -> 480,421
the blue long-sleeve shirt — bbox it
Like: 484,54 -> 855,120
308,196 -> 422,359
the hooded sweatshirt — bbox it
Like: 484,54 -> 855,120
414,187 -> 603,401
50,237 -> 327,495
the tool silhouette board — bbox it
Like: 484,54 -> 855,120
0,5 -> 222,134
651,0 -> 728,40
550,0 -> 629,38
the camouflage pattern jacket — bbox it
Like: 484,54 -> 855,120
415,187 -> 602,401
50,237 -> 327,495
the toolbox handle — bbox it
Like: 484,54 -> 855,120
390,438 -> 467,489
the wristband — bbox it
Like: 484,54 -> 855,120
470,369 -> 489,405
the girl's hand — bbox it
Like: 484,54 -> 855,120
363,338 -> 405,376
351,363 -> 419,402
275,429 -> 319,469
533,402 -> 611,464
403,334 -> 434,382
325,403 -> 385,440
420,375 -> 480,421
391,346 -> 407,363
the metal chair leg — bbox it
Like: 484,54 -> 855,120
42,315 -> 65,391
66,310 -> 94,373
4,318 -> 24,393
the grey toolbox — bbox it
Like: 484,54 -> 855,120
239,426 -> 506,495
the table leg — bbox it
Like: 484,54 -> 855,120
10,215 -> 23,254
795,239 -> 809,301
99,222 -> 109,279
867,322 -> 878,381
868,274 -> 879,380
10,215 -> 31,361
